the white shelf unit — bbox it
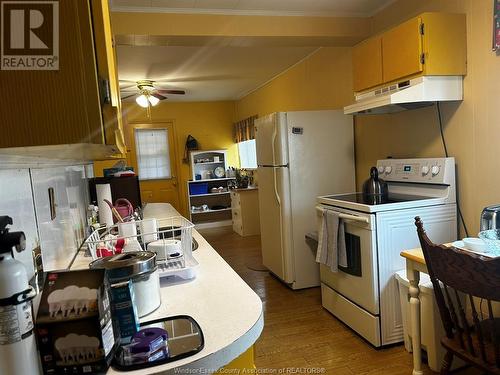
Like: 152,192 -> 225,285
187,178 -> 235,227
190,150 -> 228,180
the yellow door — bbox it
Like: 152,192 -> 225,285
128,122 -> 181,211
352,36 -> 383,92
382,17 -> 423,83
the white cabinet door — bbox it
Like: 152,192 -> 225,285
0,169 -> 38,279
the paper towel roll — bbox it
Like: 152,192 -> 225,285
96,184 -> 113,227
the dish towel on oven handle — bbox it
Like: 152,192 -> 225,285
316,209 -> 348,272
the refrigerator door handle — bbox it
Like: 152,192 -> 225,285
273,168 -> 281,207
271,122 -> 277,166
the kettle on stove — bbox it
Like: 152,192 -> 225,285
362,166 -> 389,205
480,204 -> 500,231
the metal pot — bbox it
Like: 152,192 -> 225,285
480,205 -> 500,231
362,166 -> 388,204
90,252 -> 160,317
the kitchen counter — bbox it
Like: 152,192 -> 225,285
232,187 -> 258,192
72,203 -> 264,374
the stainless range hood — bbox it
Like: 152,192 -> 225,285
344,76 -> 463,115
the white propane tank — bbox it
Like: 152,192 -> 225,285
0,216 -> 40,375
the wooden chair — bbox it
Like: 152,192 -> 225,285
415,216 -> 500,374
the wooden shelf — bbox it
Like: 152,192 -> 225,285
189,177 -> 235,183
194,161 -> 225,165
189,192 -> 230,198
191,208 -> 232,214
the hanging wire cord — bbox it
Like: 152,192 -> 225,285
436,102 -> 469,237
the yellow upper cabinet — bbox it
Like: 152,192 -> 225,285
0,0 -> 122,156
352,36 -> 383,92
382,17 -> 423,84
352,13 -> 466,93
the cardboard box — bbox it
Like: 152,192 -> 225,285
36,269 -> 118,374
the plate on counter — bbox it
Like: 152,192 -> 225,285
451,241 -> 497,258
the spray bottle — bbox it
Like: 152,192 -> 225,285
0,216 -> 40,374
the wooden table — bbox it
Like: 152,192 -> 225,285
400,244 -> 451,375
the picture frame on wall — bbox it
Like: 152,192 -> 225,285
494,0 -> 500,51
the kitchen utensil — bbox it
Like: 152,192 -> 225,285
213,166 -> 225,178
480,204 -> 500,231
104,199 -> 134,223
362,166 -> 388,204
201,170 -> 212,180
90,252 -> 161,317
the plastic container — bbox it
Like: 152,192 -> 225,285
90,252 -> 161,318
189,183 -> 208,195
395,270 -> 444,372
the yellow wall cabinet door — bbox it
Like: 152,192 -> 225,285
0,0 -> 121,157
382,17 -> 423,84
352,36 -> 384,93
351,13 -> 466,93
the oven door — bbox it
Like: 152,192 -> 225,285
318,205 -> 379,315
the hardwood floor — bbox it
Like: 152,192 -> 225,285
200,227 -> 479,374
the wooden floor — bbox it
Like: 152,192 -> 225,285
200,227 -> 479,374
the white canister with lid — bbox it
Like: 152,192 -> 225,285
90,252 -> 161,317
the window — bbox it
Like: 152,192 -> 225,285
135,128 -> 171,180
238,139 -> 257,169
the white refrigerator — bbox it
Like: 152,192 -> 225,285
255,110 -> 355,289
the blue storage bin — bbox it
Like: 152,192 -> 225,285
189,183 -> 208,195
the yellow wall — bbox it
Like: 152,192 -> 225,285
236,0 -> 500,236
122,101 -> 238,217
236,47 -> 354,119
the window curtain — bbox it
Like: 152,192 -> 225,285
234,115 -> 258,143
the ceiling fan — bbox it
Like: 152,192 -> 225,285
121,80 -> 186,108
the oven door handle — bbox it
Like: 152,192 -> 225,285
316,206 -> 369,224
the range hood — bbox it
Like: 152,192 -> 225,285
344,76 -> 463,115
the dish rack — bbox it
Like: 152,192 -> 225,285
84,216 -> 199,281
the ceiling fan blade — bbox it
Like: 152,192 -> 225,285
121,93 -> 137,100
152,93 -> 167,100
156,89 -> 185,95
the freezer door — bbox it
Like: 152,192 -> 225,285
255,113 -> 289,166
258,166 -> 293,283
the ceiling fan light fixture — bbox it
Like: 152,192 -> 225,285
148,95 -> 160,106
136,94 -> 149,108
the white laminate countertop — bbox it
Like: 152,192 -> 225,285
72,203 -> 264,374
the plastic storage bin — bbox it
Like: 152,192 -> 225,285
189,183 -> 208,195
395,270 -> 445,372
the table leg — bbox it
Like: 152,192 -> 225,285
407,264 -> 423,375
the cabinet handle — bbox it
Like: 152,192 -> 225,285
48,187 -> 56,220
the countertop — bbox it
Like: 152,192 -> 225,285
400,243 -> 453,265
232,187 -> 258,192
72,203 -> 264,374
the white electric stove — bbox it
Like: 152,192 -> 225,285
317,157 -> 457,347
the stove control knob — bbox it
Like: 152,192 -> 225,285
384,166 -> 392,174
378,166 -> 385,174
431,165 -> 440,176
421,166 -> 430,176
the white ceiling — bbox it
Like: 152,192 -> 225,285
115,0 -> 395,102
111,0 -> 395,17
118,44 -> 318,101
